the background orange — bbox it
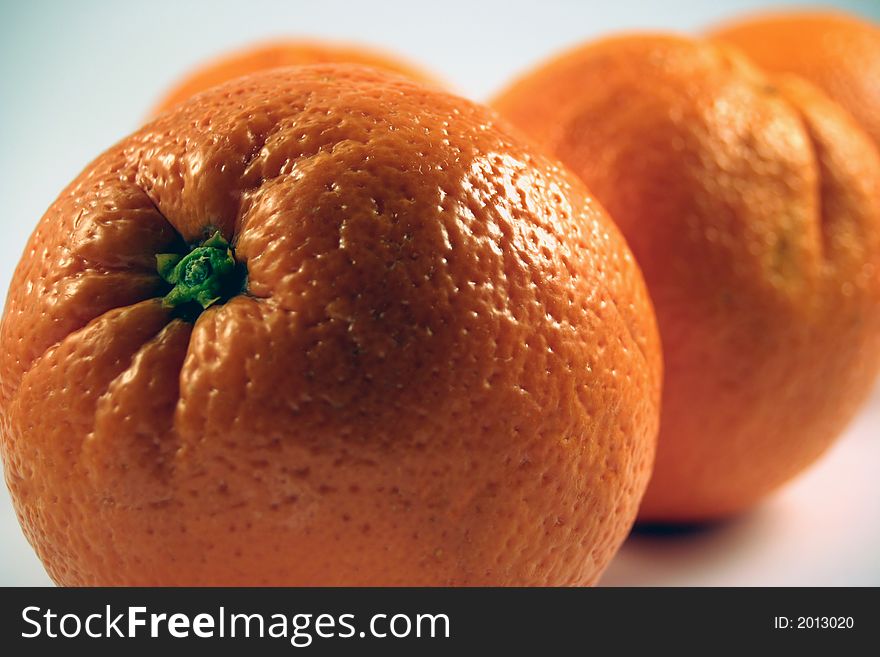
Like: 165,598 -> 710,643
493,33 -> 880,521
150,40 -> 441,115
710,11 -> 880,149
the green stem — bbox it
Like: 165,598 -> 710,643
157,231 -> 237,310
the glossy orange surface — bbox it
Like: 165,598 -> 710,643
494,34 -> 880,521
0,65 -> 661,585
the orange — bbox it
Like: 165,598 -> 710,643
493,34 -> 880,522
710,11 -> 880,149
0,65 -> 661,585
151,40 -> 439,115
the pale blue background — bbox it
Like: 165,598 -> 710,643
1,0 -> 878,585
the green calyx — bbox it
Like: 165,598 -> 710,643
157,231 -> 238,311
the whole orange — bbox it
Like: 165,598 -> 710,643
493,34 -> 880,522
710,11 -> 880,149
0,65 -> 661,585
151,40 -> 439,115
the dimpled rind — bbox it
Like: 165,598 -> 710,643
0,65 -> 661,585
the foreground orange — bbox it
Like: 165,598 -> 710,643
152,40 -> 438,115
494,34 -> 880,521
0,65 -> 661,585
710,11 -> 880,149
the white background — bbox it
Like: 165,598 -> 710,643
0,0 -> 878,586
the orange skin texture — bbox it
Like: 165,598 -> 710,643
493,34 -> 880,522
151,40 -> 439,116
0,65 -> 661,585
709,11 -> 880,150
